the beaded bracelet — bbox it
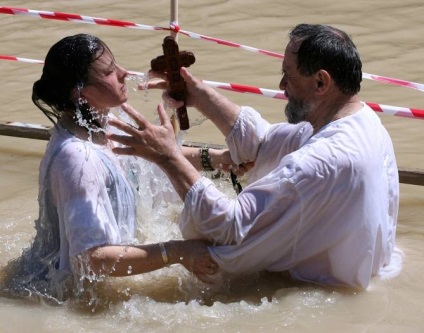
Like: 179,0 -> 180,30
200,147 -> 215,171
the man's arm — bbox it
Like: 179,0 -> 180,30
182,146 -> 248,173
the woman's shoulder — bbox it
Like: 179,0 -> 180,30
45,127 -> 105,169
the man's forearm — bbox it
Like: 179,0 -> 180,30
180,68 -> 241,137
158,152 -> 202,201
195,86 -> 241,137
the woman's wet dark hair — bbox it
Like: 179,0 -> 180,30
288,24 -> 362,95
32,33 -> 111,126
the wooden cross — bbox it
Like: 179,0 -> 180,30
151,36 -> 195,130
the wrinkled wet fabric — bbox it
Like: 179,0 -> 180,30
4,123 -> 137,300
180,104 -> 399,289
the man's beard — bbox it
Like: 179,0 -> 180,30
284,97 -> 313,124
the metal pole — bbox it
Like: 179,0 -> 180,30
170,0 -> 180,133
170,0 -> 178,40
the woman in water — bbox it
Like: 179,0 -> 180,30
1,33 -> 229,302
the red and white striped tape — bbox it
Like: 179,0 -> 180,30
362,73 -> 424,93
0,54 -> 43,64
177,27 -> 424,93
204,80 -> 424,120
1,6 -> 424,93
1,54 -> 423,120
177,28 -> 283,59
0,6 -> 167,32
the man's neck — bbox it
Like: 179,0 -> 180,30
309,95 -> 361,134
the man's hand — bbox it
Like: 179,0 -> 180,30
107,103 -> 180,167
211,149 -> 255,176
147,67 -> 213,112
108,102 -> 202,200
167,240 -> 220,282
147,67 -> 240,137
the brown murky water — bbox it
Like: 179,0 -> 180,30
1,0 -> 424,332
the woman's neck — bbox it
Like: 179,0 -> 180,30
58,112 -> 109,146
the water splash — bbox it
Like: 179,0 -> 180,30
126,73 -> 150,101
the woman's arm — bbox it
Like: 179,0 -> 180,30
78,239 -> 218,277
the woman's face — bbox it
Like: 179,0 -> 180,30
81,49 -> 129,113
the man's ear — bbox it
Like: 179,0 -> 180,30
315,70 -> 331,94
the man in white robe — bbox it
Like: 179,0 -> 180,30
109,24 -> 400,289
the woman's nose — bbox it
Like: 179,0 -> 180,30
118,65 -> 129,79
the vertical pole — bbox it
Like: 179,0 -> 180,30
170,0 -> 178,40
170,0 -> 179,133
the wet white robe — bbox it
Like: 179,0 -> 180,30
38,125 -> 137,273
180,104 -> 399,288
5,122 -> 139,299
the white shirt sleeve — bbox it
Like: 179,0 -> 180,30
179,107 -> 308,271
224,106 -> 271,165
180,169 -> 303,273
